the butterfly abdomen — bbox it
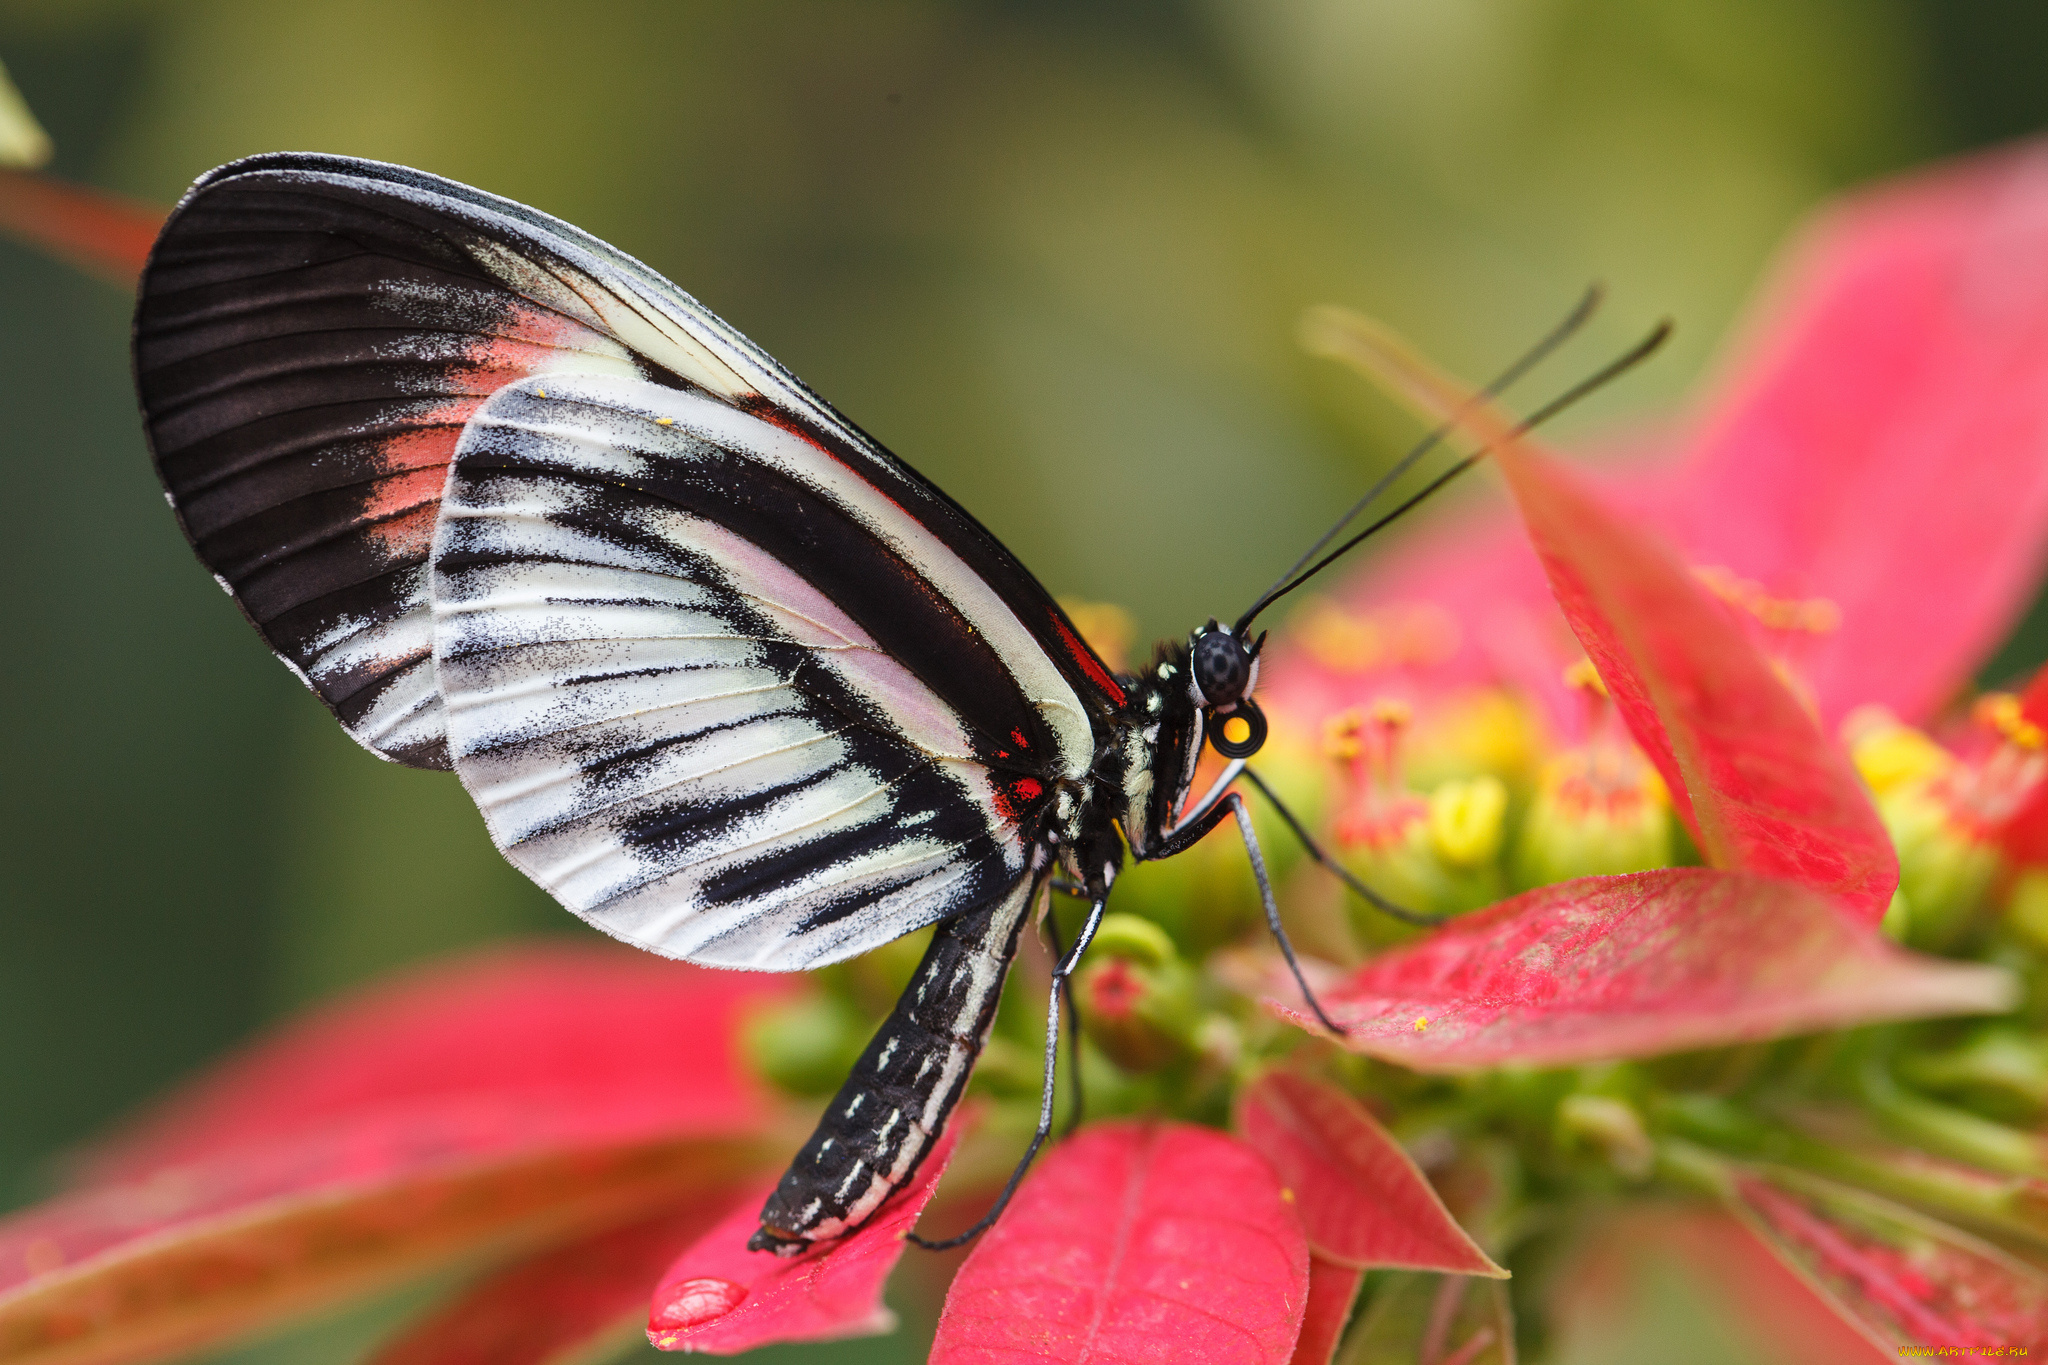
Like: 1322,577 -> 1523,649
749,874 -> 1039,1253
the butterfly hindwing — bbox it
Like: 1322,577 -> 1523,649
432,372 -> 1085,969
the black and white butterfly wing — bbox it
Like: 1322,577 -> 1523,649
136,153 -> 1127,970
435,372 -> 1089,968
139,152 -> 1101,769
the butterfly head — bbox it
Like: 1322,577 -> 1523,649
1189,621 -> 1267,760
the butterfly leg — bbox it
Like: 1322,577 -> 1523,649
1041,908 -> 1085,1136
1240,766 -> 1448,928
909,894 -> 1107,1251
1224,794 -> 1349,1036
1138,791 -> 1346,1035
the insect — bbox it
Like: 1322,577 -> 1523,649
134,154 -> 1659,1256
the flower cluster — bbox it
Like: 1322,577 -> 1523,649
8,139 -> 2048,1364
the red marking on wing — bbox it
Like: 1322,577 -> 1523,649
356,307 -> 617,565
1052,612 -> 1126,705
373,421 -> 472,474
360,404 -> 473,564
735,395 -> 822,447
364,502 -> 440,563
990,775 -> 1046,826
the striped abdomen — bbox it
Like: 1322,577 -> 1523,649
749,875 -> 1039,1253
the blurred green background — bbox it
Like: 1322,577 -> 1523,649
4,2 -> 2048,1361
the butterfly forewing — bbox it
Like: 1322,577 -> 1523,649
134,156 -> 769,767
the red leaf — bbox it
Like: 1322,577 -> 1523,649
1489,425 -> 1896,922
83,942 -> 790,1182
1664,140 -> 2048,727
369,1197 -> 738,1365
0,168 -> 162,286
1304,310 -> 1898,921
0,1132 -> 766,1365
1235,1073 -> 1504,1276
1730,1166 -> 2048,1357
645,1123 -> 963,1354
930,1120 -> 1310,1365
1289,1258 -> 1361,1365
1289,868 -> 2012,1070
0,944 -> 788,1365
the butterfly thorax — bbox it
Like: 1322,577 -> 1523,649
1101,642 -> 1202,867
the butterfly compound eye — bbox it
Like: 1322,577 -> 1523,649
1191,628 -> 1251,706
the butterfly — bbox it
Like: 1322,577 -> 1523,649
134,153 -> 1651,1256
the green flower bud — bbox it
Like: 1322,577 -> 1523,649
1512,747 -> 1671,889
1323,705 -> 1508,930
1087,912 -> 1177,966
1556,1093 -> 1654,1181
1074,913 -> 1201,1073
1880,889 -> 1911,942
1428,775 -> 1508,869
2007,868 -> 2048,952
1852,707 -> 2044,951
1878,781 -> 2002,952
1335,792 -> 1436,902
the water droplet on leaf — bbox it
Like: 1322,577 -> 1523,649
650,1276 -> 748,1330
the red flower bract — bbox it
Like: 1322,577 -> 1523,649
368,1205 -> 735,1365
645,1123 -> 964,1354
1726,1164 -> 2048,1356
1288,868 -> 2010,1070
1235,1073 -> 1504,1275
1302,297 -> 1900,922
1277,139 -> 2048,746
1663,143 -> 2048,730
930,1121 -> 1310,1365
0,945 -> 792,1365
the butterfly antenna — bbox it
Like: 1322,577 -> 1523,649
1242,284 -> 1603,629
1235,317 -> 1671,634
